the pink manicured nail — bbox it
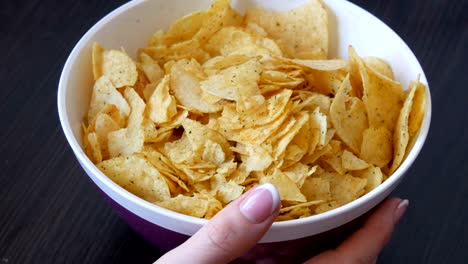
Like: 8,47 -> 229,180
240,183 -> 280,224
394,199 -> 409,224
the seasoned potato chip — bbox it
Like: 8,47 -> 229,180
301,176 -> 332,202
194,0 -> 242,44
326,172 -> 367,205
139,52 -> 164,84
353,165 -> 383,193
86,132 -> 102,163
200,59 -> 261,100
389,80 -> 418,174
330,75 -> 368,153
245,0 -> 328,59
364,57 -> 394,80
156,194 -> 212,218
342,150 -> 370,171
169,59 -> 221,113
94,112 -> 120,159
164,11 -> 206,46
408,80 -> 427,138
87,76 -> 130,124
93,43 -> 138,88
360,126 -> 393,168
98,155 -> 170,202
233,143 -> 273,172
108,88 -> 145,158
147,75 -> 177,123
260,169 -> 306,202
352,47 -> 404,132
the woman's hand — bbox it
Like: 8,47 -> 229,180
155,184 -> 408,264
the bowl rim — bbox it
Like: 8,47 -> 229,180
57,0 -> 432,232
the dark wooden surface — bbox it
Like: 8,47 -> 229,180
1,0 -> 467,263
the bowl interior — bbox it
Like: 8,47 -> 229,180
58,0 -> 431,242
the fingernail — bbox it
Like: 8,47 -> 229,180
240,183 -> 280,224
393,199 -> 409,224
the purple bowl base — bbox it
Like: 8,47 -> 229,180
100,188 -> 371,262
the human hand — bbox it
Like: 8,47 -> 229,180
155,184 -> 408,264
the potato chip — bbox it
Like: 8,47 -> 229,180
389,80 -> 418,174
330,75 -> 368,154
341,150 -> 370,171
87,76 -> 130,124
245,0 -> 328,59
170,59 -> 222,113
364,57 -> 394,80
283,163 -> 315,188
86,132 -> 102,163
233,142 -> 273,172
147,30 -> 165,47
200,59 -> 261,100
352,47 -> 404,132
353,165 -> 383,193
147,75 -> 177,123
408,80 -> 427,138
280,200 -> 324,214
164,11 -> 206,46
360,126 -> 393,168
301,176 -> 332,202
139,52 -> 164,84
260,169 -> 306,202
140,39 -> 210,66
108,88 -> 145,158
93,43 -> 138,88
315,201 -> 339,214
98,155 -> 170,202
94,112 -> 120,159
156,194 -> 211,218
326,171 -> 367,205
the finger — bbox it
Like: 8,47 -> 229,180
155,183 -> 280,264
306,198 -> 409,264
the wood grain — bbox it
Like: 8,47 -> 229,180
1,0 -> 467,263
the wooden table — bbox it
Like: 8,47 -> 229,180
1,0 -> 467,263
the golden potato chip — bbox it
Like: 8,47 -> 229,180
92,42 -> 104,80
202,54 -> 252,74
210,174 -> 245,204
285,59 -> 348,72
315,201 -> 339,214
94,112 -> 120,159
260,70 -> 305,88
341,150 -> 370,171
147,30 -> 165,47
139,52 -> 164,84
170,59 -> 222,113
245,0 -> 328,59
87,76 -> 130,124
271,111 -> 309,159
280,200 -> 324,214
389,80 -> 418,174
408,80 -> 427,138
194,0 -> 243,44
142,150 -> 190,192
200,59 -> 261,100
283,163 -> 316,188
108,88 -> 145,158
260,169 -> 306,202
164,11 -> 206,46
93,44 -> 138,88
326,172 -> 367,205
147,75 -> 177,123
301,176 -> 332,202
360,126 -> 393,168
364,57 -> 394,80
156,194 -> 211,218
233,142 -> 273,172
330,75 -> 368,154
86,132 -> 102,163
182,118 -> 232,160
352,47 -> 404,132
309,107 -> 328,153
353,165 -> 383,193
302,144 -> 332,165
98,155 -> 170,202
140,39 -> 210,66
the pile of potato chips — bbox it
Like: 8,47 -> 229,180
83,0 -> 426,221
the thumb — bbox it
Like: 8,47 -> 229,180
156,183 -> 280,264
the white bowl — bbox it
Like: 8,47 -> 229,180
58,0 -> 431,248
